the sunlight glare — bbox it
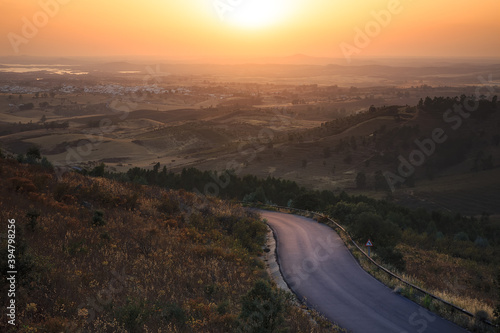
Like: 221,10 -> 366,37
226,0 -> 289,29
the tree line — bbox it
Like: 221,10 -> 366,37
79,162 -> 499,271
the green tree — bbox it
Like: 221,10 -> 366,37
26,146 -> 41,161
350,212 -> 401,248
90,163 -> 105,177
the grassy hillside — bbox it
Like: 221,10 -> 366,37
0,158 -> 337,332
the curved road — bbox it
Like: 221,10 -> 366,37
260,210 -> 468,333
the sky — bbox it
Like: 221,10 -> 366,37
1,0 -> 499,62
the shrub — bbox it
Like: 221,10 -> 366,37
26,210 -> 40,231
115,299 -> 147,333
217,300 -> 230,315
233,218 -> 267,253
474,236 -> 490,248
377,246 -> 406,272
26,146 -> 42,161
67,240 -> 87,256
123,192 -> 140,211
92,210 -> 106,226
454,232 -> 470,242
40,157 -> 53,170
157,302 -> 186,326
157,194 -> 180,215
422,294 -> 432,309
90,163 -> 105,177
238,280 -> 286,333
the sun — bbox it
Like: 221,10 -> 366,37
224,0 -> 289,29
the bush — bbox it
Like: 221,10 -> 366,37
377,246 -> 406,272
115,299 -> 147,333
233,218 -> 267,253
26,210 -> 40,231
26,146 -> 41,161
238,280 -> 287,333
157,302 -> 186,326
454,232 -> 470,242
422,294 -> 432,309
40,157 -> 53,170
92,210 -> 106,226
90,163 -> 105,177
474,236 -> 490,248
157,194 -> 180,215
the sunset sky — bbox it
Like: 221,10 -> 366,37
1,0 -> 499,62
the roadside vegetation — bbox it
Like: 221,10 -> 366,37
73,155 -> 500,330
0,156 -> 338,332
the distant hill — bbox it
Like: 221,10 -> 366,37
0,55 -> 83,65
86,61 -> 147,72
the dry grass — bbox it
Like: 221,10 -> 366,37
0,159 -> 337,332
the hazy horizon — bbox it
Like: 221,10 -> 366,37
1,1 -> 499,63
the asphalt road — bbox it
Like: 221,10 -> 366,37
260,210 -> 468,333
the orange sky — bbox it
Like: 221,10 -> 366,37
1,0 -> 499,62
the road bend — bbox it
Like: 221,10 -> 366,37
260,210 -> 468,333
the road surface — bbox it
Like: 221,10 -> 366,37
260,210 -> 468,333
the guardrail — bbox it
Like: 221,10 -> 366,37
242,202 -> 496,328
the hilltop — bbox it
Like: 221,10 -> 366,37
0,158 -> 337,332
